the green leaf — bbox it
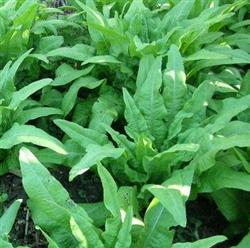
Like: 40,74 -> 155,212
19,147 -> 103,248
148,143 -> 199,180
0,61 -> 12,93
0,239 -> 14,248
196,134 -> 250,172
36,35 -> 64,54
124,0 -> 148,24
34,148 -> 66,166
115,207 -> 133,248
70,144 -> 124,180
172,235 -> 227,248
122,88 -> 149,139
32,19 -> 80,35
168,81 -> 215,139
118,186 -> 139,216
136,55 -> 154,89
163,44 -> 187,123
52,63 -> 94,86
8,49 -> 33,81
186,47 -> 250,76
139,199 -> 174,248
54,119 -> 107,148
97,164 -> 120,217
104,125 -> 135,161
102,217 -> 121,248
61,77 -> 104,116
70,217 -> 88,248
89,89 -> 122,133
40,88 -> 63,108
9,78 -> 52,109
143,165 -> 194,227
0,199 -> 22,236
80,202 -> 110,227
17,107 -> 63,124
29,53 -> 49,64
0,123 -> 67,154
212,189 -> 246,222
75,0 -> 106,50
233,148 -> 250,173
186,50 -> 229,61
20,147 -> 72,203
234,232 -> 250,248
199,165 -> 250,193
218,121 -> 250,137
240,70 -> 250,95
160,0 -> 195,32
76,0 -> 128,55
37,227 -> 60,248
72,99 -> 94,127
47,44 -> 94,61
0,49 -> 33,99
81,55 -> 121,65
135,56 -> 167,144
206,95 -> 250,134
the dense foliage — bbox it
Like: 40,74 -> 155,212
1,0 -> 250,247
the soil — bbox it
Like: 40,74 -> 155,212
0,174 -> 46,247
174,196 -> 244,247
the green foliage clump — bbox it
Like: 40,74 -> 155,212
1,0 -> 250,247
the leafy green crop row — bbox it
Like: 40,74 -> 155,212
0,0 -> 250,247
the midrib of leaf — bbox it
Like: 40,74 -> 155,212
0,134 -> 64,153
149,76 -> 156,135
31,198 -> 71,224
167,189 -> 184,224
166,0 -> 193,30
148,185 -> 185,226
142,206 -> 164,247
126,94 -> 146,134
171,51 -> 178,115
174,2 -> 187,23
24,164 -> 58,203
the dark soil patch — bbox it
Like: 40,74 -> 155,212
52,167 -> 103,203
0,174 -> 46,247
174,196 -> 244,247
